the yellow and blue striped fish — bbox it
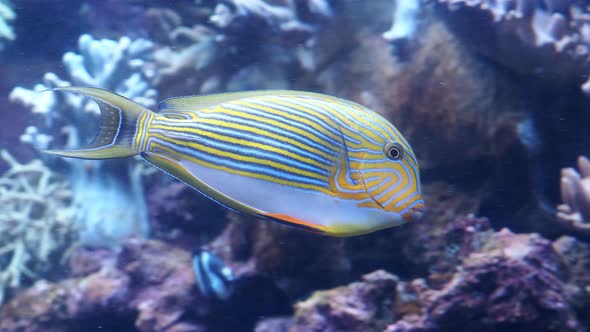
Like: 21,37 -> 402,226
43,87 -> 424,236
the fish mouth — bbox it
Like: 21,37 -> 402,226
356,166 -> 426,221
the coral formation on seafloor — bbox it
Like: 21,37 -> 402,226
386,229 -> 586,332
0,150 -> 76,305
0,237 -> 289,332
0,0 -> 15,48
147,181 -> 228,248
557,156 -> 590,236
256,228 -> 587,332
0,238 -> 200,332
431,0 -> 590,95
383,0 -> 421,59
152,0 -> 335,96
552,235 -> 590,300
3,219 -> 589,332
9,34 -> 157,248
291,270 -> 398,332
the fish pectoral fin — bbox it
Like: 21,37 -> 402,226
256,212 -> 328,235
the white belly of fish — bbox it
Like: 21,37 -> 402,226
180,159 -> 404,231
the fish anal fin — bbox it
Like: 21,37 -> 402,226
141,152 -> 261,217
257,212 -> 328,235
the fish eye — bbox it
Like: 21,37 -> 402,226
384,142 -> 404,161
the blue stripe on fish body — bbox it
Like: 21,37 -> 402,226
148,139 -> 331,189
149,121 -> 333,173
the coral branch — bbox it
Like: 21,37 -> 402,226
9,34 -> 157,248
0,150 -> 76,304
0,0 -> 15,48
557,156 -> 590,235
432,0 -> 590,96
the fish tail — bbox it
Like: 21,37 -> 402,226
42,87 -> 154,159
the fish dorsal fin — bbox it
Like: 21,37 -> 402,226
158,90 -> 347,112
158,110 -> 199,120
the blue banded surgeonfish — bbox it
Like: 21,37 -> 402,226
42,87 -> 425,236
192,249 -> 234,300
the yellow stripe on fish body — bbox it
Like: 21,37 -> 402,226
42,87 -> 424,236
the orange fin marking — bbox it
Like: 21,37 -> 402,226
261,213 -> 328,234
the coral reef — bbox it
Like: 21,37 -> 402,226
0,237 -> 289,332
208,215 -> 351,299
291,270 -> 398,332
325,18 -> 528,171
0,238 -> 200,332
152,0 -> 336,96
0,0 -> 15,48
210,0 -> 332,37
552,235 -> 590,307
388,229 -> 584,332
279,229 -> 587,332
146,181 -> 228,249
383,0 -> 421,59
254,317 -> 293,332
431,0 -> 590,95
557,156 -> 590,236
402,215 -> 494,286
10,34 -> 157,248
0,150 -> 76,304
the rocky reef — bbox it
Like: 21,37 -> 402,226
0,237 -> 290,332
3,217 -> 589,332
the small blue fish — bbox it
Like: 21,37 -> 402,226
42,87 -> 424,236
192,249 -> 234,300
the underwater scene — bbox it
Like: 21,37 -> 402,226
1,0 -> 590,331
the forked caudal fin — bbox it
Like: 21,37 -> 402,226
42,87 -> 153,159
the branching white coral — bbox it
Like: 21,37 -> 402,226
383,0 -> 422,59
154,0 -> 334,91
11,34 -> 157,120
383,0 -> 420,42
557,156 -> 590,235
0,150 -> 76,303
154,25 -> 218,83
210,0 -> 319,33
0,0 -> 15,47
10,34 -> 156,248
